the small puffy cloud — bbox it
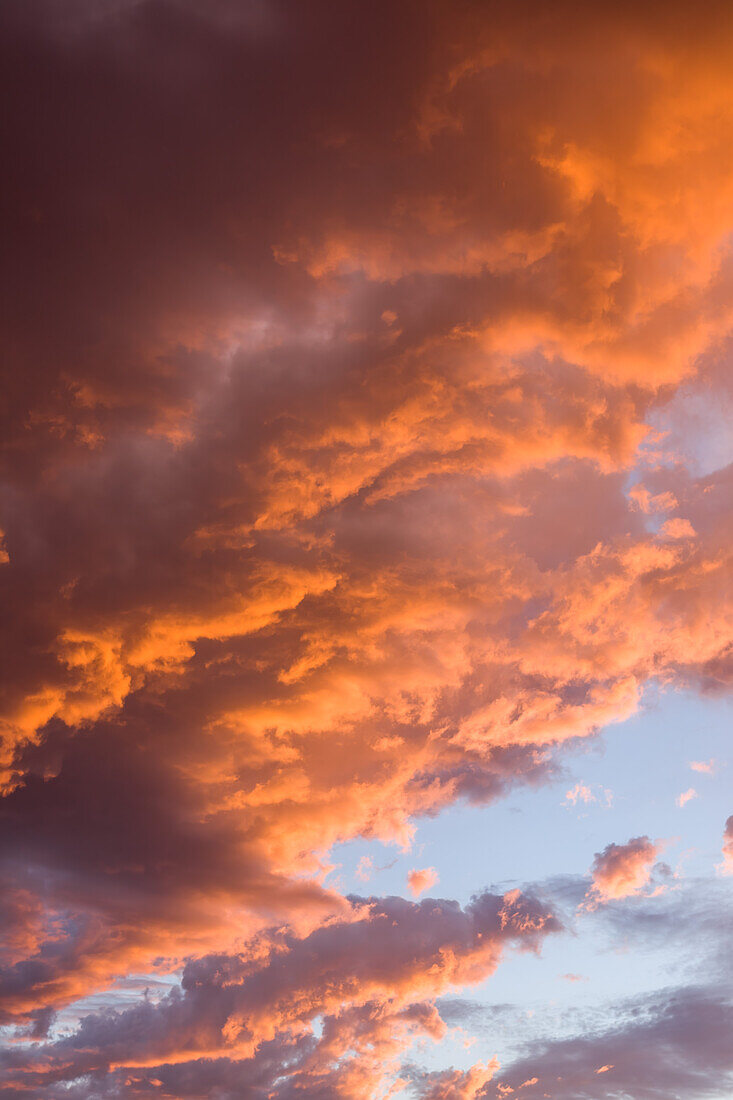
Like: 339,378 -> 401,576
564,783 -> 594,805
660,517 -> 697,539
587,836 -> 662,902
690,759 -> 715,774
408,867 -> 439,897
677,788 -> 698,808
596,1064 -> 614,1074
564,783 -> 612,808
356,855 -> 373,882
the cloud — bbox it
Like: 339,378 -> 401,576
481,985 -> 733,1100
564,783 -> 595,806
408,867 -> 440,897
690,759 -> 715,773
587,837 -> 663,903
0,889 -> 560,1096
355,855 -> 374,882
415,1059 -> 499,1100
563,783 -> 612,808
628,485 -> 678,514
722,816 -> 733,874
676,787 -> 698,808
0,0 -> 732,1093
659,517 -> 697,540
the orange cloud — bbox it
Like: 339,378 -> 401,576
1,1 -> 732,1093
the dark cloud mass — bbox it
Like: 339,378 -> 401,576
1,0 -> 732,1095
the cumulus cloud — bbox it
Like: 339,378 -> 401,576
587,837 -> 663,903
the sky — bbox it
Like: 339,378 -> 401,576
0,1 -> 732,1098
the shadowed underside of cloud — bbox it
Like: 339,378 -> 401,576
484,985 -> 733,1100
0,889 -> 560,1097
1,0 -> 733,1095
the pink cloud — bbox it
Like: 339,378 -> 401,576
356,855 -> 373,882
677,788 -> 698,808
587,836 -> 663,902
564,783 -> 594,805
408,867 -> 440,897
722,816 -> 733,874
564,783 -> 613,808
690,759 -> 715,774
628,485 -> 677,514
418,1059 -> 499,1099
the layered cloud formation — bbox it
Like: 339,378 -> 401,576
1,0 -> 732,1095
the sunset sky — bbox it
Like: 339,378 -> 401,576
1,2 -> 732,1097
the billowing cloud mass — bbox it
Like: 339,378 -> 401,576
1,0 -> 732,1095
0,890 -> 559,1097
